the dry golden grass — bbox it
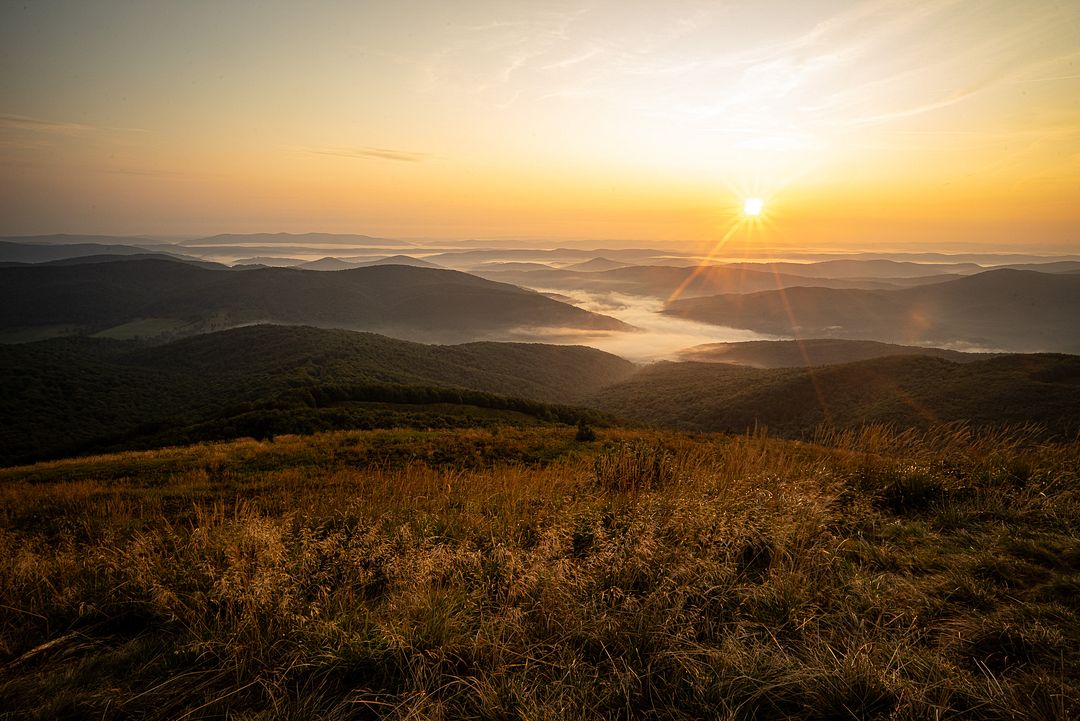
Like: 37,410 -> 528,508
0,424 -> 1077,719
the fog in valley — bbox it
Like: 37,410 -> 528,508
511,289 -> 784,362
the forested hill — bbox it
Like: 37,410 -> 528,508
588,353 -> 1080,438
0,325 -> 634,464
679,338 -> 994,367
665,269 -> 1080,353
0,258 -> 633,343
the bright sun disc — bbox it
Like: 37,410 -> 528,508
743,197 -> 764,216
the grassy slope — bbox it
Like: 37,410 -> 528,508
1,425 -> 1077,719
0,325 -> 633,464
588,354 -> 1080,438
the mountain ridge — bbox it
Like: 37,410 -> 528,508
665,269 -> 1080,353
0,258 -> 634,343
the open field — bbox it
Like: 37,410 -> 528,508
2,424 -> 1077,719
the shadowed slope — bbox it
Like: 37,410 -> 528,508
0,325 -> 634,463
589,353 -> 1080,437
666,269 -> 1080,353
679,339 -> 995,367
0,259 -> 633,343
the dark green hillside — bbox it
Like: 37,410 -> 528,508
589,353 -> 1080,438
666,269 -> 1080,353
680,338 -> 994,367
0,258 -> 632,343
0,325 -> 632,464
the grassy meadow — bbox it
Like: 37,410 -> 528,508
1,424 -> 1078,719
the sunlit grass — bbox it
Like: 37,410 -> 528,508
1,424 -> 1077,719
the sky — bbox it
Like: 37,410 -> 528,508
1,0 -> 1078,252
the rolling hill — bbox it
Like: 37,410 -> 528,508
296,256 -> 363,270
0,324 -> 635,464
41,253 -> 231,270
679,338 -> 994,367
720,258 -> 984,278
562,256 -> 632,272
0,258 -> 633,343
353,254 -> 443,268
296,255 -> 444,270
181,232 -> 412,247
589,353 -> 1080,438
665,269 -> 1080,353
475,264 -> 944,299
0,238 -> 187,263
229,256 -> 305,267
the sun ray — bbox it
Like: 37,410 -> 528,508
665,216 -> 746,305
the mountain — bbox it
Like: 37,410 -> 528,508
474,261 -> 556,272
0,233 -> 160,246
295,254 -> 444,271
720,259 -> 984,278
589,354 -> 1080,438
296,256 -> 360,271
427,247 -> 683,269
230,256 -> 305,267
562,257 -> 632,272
0,258 -> 634,343
182,232 -> 413,247
352,254 -> 443,269
475,264 -> 930,299
41,253 -> 229,270
679,339 -> 995,367
0,325 -> 634,463
988,260 -> 1080,273
0,239 -> 167,263
665,269 -> 1080,353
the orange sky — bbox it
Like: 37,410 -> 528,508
1,1 -> 1078,252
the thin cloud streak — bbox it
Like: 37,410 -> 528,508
0,112 -> 149,136
0,112 -> 94,135
300,146 -> 429,163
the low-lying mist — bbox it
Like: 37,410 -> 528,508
522,289 -> 784,363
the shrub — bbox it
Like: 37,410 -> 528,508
575,419 -> 597,442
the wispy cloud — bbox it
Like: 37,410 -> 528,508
0,112 -> 148,135
300,145 -> 429,162
0,112 -> 96,135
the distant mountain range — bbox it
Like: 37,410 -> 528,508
720,258 -> 1080,278
0,258 -> 633,343
179,232 -> 413,247
561,257 -> 631,272
679,339 -> 994,367
0,239 -> 198,264
719,259 -> 987,278
474,264 -> 960,298
296,255 -> 443,271
665,269 -> 1080,353
427,247 -> 685,269
0,325 -> 635,464
589,353 -> 1080,438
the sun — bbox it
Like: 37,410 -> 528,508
743,197 -> 764,217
